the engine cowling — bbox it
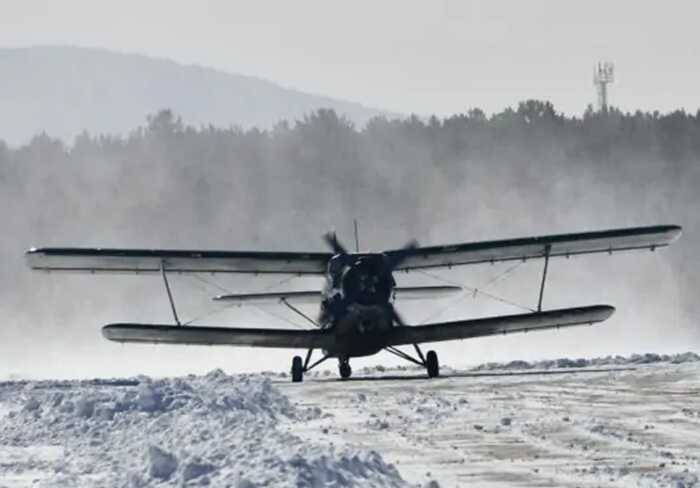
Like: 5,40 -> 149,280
340,256 -> 393,305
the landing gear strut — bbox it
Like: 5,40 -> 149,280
290,349 -> 331,383
384,344 -> 440,378
339,358 -> 352,379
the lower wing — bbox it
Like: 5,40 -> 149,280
102,324 -> 334,349
387,305 -> 614,346
103,305 -> 613,350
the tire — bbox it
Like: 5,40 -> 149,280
291,356 -> 303,383
339,362 -> 352,380
426,350 -> 439,378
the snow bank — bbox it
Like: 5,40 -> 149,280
470,351 -> 700,371
0,370 -> 407,487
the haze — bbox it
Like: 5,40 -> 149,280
3,0 -> 699,116
1,1 -> 698,379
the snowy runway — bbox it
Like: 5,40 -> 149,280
0,358 -> 698,487
279,361 -> 700,487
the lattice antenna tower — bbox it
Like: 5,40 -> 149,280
593,61 -> 615,112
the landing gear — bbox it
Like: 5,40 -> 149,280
339,359 -> 352,379
384,344 -> 440,379
290,350 -> 332,383
426,350 -> 439,378
291,356 -> 303,383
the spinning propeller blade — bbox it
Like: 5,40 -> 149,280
323,231 -> 348,255
322,231 -> 421,328
386,239 -> 419,270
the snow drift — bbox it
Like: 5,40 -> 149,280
0,370 -> 406,487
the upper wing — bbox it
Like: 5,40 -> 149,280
25,225 -> 681,274
386,225 -> 681,271
102,323 -> 334,349
387,305 -> 614,346
25,248 -> 333,275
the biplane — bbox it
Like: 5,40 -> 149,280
25,224 -> 681,382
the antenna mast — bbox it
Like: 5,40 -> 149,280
593,61 -> 615,112
353,219 -> 360,253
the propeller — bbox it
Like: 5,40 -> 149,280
322,231 -> 348,255
386,239 -> 419,267
321,231 -> 420,328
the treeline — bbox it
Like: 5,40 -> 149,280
0,100 -> 698,327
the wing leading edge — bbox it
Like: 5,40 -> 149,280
25,248 -> 332,275
387,305 -> 615,346
386,225 -> 681,271
102,324 -> 335,349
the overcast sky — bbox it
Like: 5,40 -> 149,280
2,1 -> 699,116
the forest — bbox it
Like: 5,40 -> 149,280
0,100 -> 697,355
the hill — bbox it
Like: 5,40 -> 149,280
0,46 -> 389,145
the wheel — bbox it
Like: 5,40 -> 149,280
339,361 -> 352,380
426,350 -> 439,378
291,356 -> 303,383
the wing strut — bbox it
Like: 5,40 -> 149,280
160,260 -> 181,326
537,244 -> 551,312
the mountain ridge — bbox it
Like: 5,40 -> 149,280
0,45 -> 392,145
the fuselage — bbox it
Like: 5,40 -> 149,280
318,253 -> 397,358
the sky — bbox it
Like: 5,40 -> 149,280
1,0 -> 699,116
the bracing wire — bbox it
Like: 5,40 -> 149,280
415,268 -> 535,314
260,273 -> 302,292
183,301 -> 239,326
418,290 -> 476,325
190,273 -> 231,294
479,260 -> 525,290
184,273 -> 306,329
250,303 -> 310,330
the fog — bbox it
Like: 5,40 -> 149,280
0,103 -> 696,379
3,1 -> 700,117
0,47 -> 388,146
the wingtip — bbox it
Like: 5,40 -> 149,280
24,248 -> 42,268
595,304 -> 616,321
101,324 -> 117,341
668,225 -> 683,241
25,247 -> 42,258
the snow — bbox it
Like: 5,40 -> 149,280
279,357 -> 700,487
0,370 -> 405,487
1,355 -> 698,487
469,352 -> 700,371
